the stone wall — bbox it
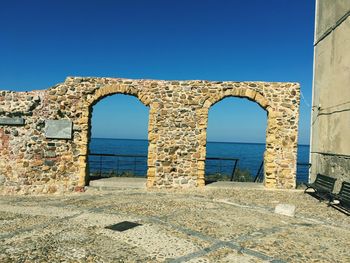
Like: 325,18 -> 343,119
0,77 -> 300,194
310,0 -> 350,191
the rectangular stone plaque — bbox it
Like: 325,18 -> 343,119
45,120 -> 72,139
0,117 -> 25,126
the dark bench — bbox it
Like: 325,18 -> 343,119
330,181 -> 350,215
304,174 -> 337,200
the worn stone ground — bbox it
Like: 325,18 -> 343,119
0,186 -> 349,262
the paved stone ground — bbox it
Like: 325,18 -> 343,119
0,186 -> 349,262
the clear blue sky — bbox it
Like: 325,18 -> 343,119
0,0 -> 315,144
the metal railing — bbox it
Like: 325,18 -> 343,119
205,157 -> 239,181
89,153 -> 311,184
88,153 -> 240,181
88,153 -> 147,178
254,161 -> 264,183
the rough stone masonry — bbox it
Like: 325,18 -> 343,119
0,77 -> 300,194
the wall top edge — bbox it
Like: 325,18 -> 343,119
0,77 -> 300,94
64,76 -> 299,85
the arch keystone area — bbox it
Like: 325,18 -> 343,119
0,77 -> 300,194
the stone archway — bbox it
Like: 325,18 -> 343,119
197,90 -> 270,186
196,84 -> 299,189
75,84 -> 156,188
0,77 -> 299,194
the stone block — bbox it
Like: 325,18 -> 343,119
0,117 -> 25,126
72,124 -> 82,131
197,161 -> 205,170
245,89 -> 257,100
45,151 -> 57,158
147,167 -> 155,177
45,120 -> 72,139
44,160 -> 55,166
274,204 -> 296,217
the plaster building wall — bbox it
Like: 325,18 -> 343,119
310,0 -> 350,190
0,77 -> 300,194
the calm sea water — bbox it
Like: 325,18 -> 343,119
88,138 -> 310,182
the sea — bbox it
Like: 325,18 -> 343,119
88,138 -> 310,183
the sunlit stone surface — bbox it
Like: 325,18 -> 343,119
0,77 -> 300,194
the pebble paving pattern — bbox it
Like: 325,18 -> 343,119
0,187 -> 349,262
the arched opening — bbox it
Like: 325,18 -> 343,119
86,94 -> 149,186
205,97 -> 267,184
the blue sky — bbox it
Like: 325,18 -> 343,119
0,0 -> 315,144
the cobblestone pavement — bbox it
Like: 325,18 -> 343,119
0,187 -> 349,262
